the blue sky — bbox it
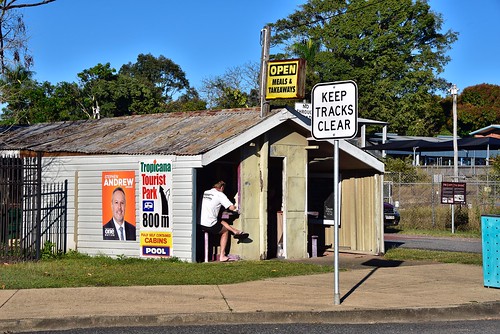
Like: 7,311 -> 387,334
20,0 -> 500,96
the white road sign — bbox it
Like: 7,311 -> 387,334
311,81 -> 358,140
294,102 -> 312,119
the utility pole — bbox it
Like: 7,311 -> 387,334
259,26 -> 271,118
451,84 -> 458,234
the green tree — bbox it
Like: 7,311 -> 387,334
199,62 -> 259,109
1,58 -> 200,124
439,84 -> 500,137
0,65 -> 89,124
271,0 -> 457,135
491,155 -> 500,181
457,84 -> 500,136
0,65 -> 40,124
0,64 -> 93,124
200,76 -> 248,109
119,53 -> 190,103
77,63 -> 118,118
110,74 -> 163,116
384,156 -> 428,182
165,87 -> 207,112
50,81 -> 90,121
77,62 -> 164,118
288,38 -> 321,100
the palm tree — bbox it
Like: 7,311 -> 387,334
289,38 -> 322,100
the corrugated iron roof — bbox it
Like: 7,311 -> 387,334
0,108 -> 278,155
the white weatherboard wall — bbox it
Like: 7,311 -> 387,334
41,155 -> 200,262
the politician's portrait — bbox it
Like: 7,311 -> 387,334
103,186 -> 136,240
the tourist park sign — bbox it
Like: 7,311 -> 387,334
311,80 -> 358,140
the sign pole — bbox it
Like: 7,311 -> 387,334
259,26 -> 271,118
333,139 -> 340,305
450,84 -> 459,234
311,80 -> 358,306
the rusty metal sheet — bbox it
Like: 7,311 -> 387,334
0,108 -> 276,156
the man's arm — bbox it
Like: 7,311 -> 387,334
219,192 -> 237,212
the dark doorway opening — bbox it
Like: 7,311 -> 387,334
195,160 -> 239,262
267,157 -> 283,259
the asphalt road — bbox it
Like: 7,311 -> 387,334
25,320 -> 500,334
384,233 -> 482,253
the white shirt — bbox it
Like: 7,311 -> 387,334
113,219 -> 126,240
200,188 -> 232,227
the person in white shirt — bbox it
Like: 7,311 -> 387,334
200,180 -> 248,261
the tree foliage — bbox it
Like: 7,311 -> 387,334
271,0 -> 458,135
199,62 -> 259,109
384,156 -> 429,182
438,84 -> 500,137
457,84 -> 500,136
491,155 -> 500,181
0,53 -> 206,124
275,38 -> 322,98
165,87 -> 207,112
0,65 -> 90,124
0,0 -> 56,73
76,62 -> 165,118
119,53 -> 190,103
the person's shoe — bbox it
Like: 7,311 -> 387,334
234,231 -> 249,240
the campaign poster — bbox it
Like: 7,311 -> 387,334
139,159 -> 173,258
102,171 -> 136,241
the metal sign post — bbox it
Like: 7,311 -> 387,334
312,81 -> 358,305
333,139 -> 340,305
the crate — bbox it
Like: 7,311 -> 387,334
481,215 -> 500,288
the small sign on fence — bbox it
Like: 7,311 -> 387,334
440,182 -> 466,205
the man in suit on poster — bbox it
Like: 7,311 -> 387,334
103,187 -> 136,240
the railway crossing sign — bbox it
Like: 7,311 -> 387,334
311,80 -> 358,140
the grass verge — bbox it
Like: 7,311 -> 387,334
1,247 -> 483,290
385,247 -> 482,265
0,253 -> 333,290
386,227 -> 481,238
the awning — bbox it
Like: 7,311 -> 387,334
363,137 -> 500,152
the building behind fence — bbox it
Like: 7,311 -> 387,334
385,166 -> 500,231
0,154 -> 68,261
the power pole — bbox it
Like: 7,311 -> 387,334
259,26 -> 271,118
451,84 -> 458,234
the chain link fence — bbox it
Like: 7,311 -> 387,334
384,166 -> 500,231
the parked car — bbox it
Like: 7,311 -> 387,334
384,202 -> 400,227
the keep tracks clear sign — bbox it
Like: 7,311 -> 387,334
311,80 -> 358,305
311,80 -> 358,140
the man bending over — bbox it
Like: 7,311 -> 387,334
200,180 -> 248,262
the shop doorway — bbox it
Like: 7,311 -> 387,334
267,157 -> 283,259
195,160 -> 239,262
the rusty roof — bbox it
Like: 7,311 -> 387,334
0,108 -> 280,155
